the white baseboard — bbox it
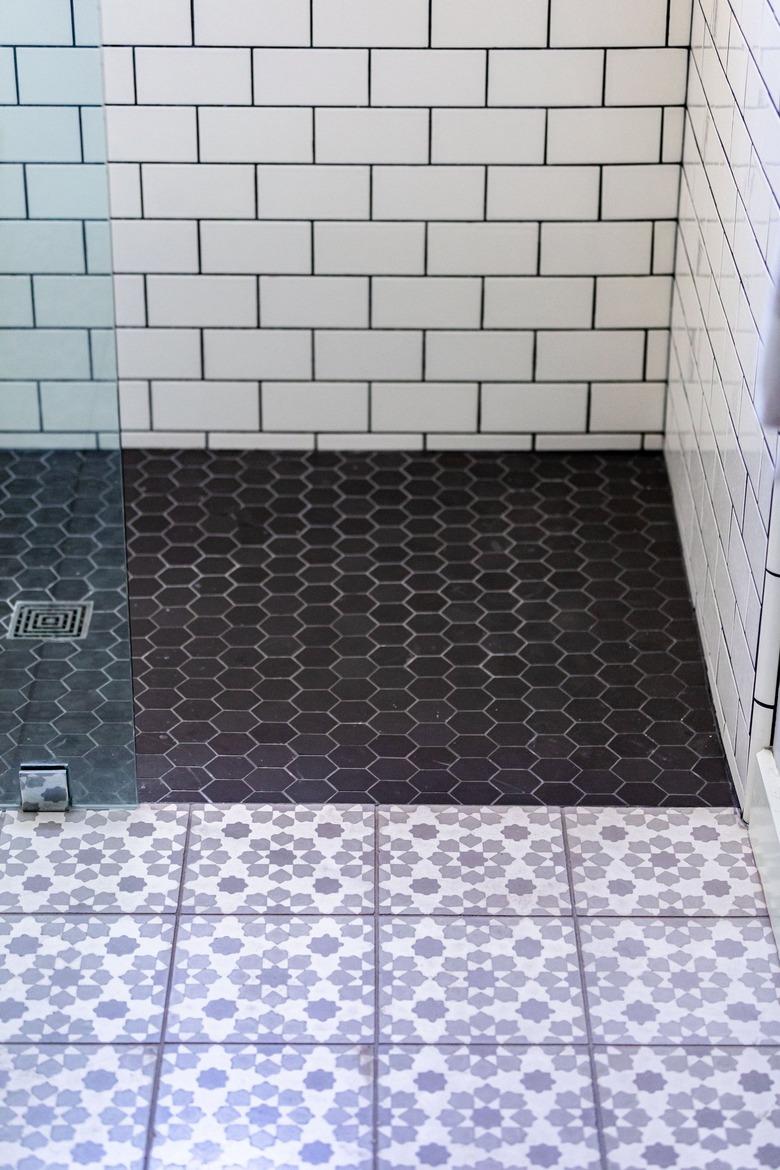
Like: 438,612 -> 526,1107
746,749 -> 780,950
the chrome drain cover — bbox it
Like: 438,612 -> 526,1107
7,600 -> 93,640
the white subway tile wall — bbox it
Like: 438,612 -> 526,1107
666,0 -> 780,799
91,0 -> 687,448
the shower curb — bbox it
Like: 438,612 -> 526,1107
746,749 -> 780,951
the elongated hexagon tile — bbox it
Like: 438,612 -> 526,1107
377,1045 -> 600,1170
0,1044 -> 156,1170
581,918 -> 780,1045
0,809 -> 188,914
181,805 -> 374,914
378,806 -> 570,915
565,808 -> 765,917
379,917 -> 585,1043
0,916 -> 173,1042
150,1045 -> 373,1170
596,1047 -> 780,1170
167,916 -> 374,1042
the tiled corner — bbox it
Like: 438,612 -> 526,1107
167,916 -> 374,1042
564,808 -> 766,917
377,1046 -> 601,1170
597,1047 -> 780,1170
378,806 -> 570,915
0,1044 -> 157,1170
580,918 -> 780,1045
0,916 -> 173,1042
181,804 -> 374,914
379,917 -> 585,1043
0,808 -> 189,914
149,1045 -> 373,1170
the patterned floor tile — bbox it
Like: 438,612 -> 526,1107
597,1047 -> 780,1170
150,1045 -> 373,1170
581,918 -> 780,1045
0,916 -> 173,1042
565,808 -> 765,917
181,805 -> 374,914
167,916 -> 374,1042
0,1044 -> 156,1170
377,1046 -> 600,1170
378,806 -> 570,916
379,917 -> 585,1043
0,808 -> 188,914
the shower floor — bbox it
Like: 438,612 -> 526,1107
123,450 -> 732,807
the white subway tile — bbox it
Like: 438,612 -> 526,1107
536,432 -> 641,450
590,382 -> 666,430
372,382 -> 478,431
653,221 -> 678,273
199,109 -> 312,163
484,277 -> 594,327
205,330 -> 312,379
208,431 -> 314,448
313,0 -> 428,46
201,222 -> 311,274
316,109 -> 428,163
258,165 -> 369,219
119,381 -> 150,429
595,276 -> 672,327
489,49 -> 604,105
550,0 -> 668,46
195,0 -> 310,46
0,223 -> 85,274
662,107 -> 686,162
371,50 -> 486,106
0,166 -> 26,218
315,330 -> 422,379
536,330 -> 645,380
606,48 -> 689,105
432,0 -> 548,46
0,109 -> 81,163
142,164 -> 255,218
152,381 -> 260,429
117,328 -> 201,378
547,108 -> 663,163
426,331 -> 533,380
372,277 -> 481,328
121,430 -> 206,448
100,0 -> 192,45
26,164 -> 108,219
112,220 -> 198,274
427,224 -> 538,275
0,0 -> 73,45
147,276 -> 257,326
16,46 -> 101,103
314,222 -> 425,274
0,49 -> 14,103
373,166 -> 484,219
601,164 -> 680,219
263,381 -> 368,430
102,48 -> 135,104
113,275 -> 146,326
481,383 -> 589,431
33,275 -> 114,327
135,48 -> 251,104
253,49 -> 368,104
488,166 -> 600,220
646,329 -> 670,379
0,278 -> 32,327
668,0 -> 693,46
427,433 -> 533,450
260,277 -> 368,326
432,109 -> 545,163
106,107 -> 197,163
318,432 -> 423,450
541,222 -> 653,274
40,382 -> 118,431
108,164 -> 141,217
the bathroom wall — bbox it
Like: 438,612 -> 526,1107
0,0 -> 119,449
95,0 -> 691,450
666,0 -> 780,798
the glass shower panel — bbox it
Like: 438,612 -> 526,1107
0,0 -> 136,806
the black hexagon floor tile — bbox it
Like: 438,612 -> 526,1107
122,450 -> 734,807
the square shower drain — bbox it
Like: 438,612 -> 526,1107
7,600 -> 93,640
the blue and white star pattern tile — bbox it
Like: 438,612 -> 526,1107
0,916 -> 173,1042
581,918 -> 780,1045
377,806 -> 571,915
0,808 -> 188,913
181,804 -> 374,914
379,917 -> 586,1043
376,1046 -> 601,1170
596,1048 -> 780,1170
167,916 -> 375,1042
149,1045 -> 373,1170
0,1045 -> 156,1170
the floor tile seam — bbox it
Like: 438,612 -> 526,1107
6,1039 -> 780,1051
141,803 -> 193,1170
560,809 -> 610,1170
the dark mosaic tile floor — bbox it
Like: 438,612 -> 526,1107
123,450 -> 733,807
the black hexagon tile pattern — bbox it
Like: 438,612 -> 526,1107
123,450 -> 733,807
